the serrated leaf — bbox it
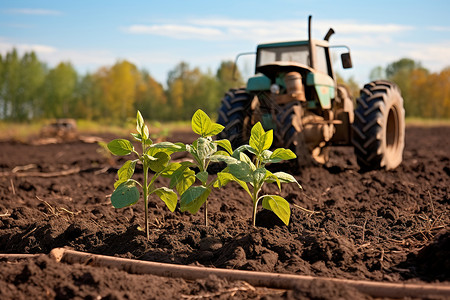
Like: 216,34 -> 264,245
192,109 -> 212,137
147,152 -> 170,173
107,139 -> 134,156
180,186 -> 210,214
153,187 -> 177,212
261,195 -> 290,225
205,123 -> 224,137
196,171 -> 208,185
214,139 -> 233,155
272,172 -> 302,188
111,180 -> 140,209
117,160 -> 137,181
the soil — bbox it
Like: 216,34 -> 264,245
0,126 -> 449,299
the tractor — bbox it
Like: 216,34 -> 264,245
217,16 -> 405,170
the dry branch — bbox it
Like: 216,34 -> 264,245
49,248 -> 450,299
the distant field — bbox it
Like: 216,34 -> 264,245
0,119 -> 191,142
0,118 -> 448,142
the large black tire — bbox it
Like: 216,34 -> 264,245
217,89 -> 253,147
352,80 -> 405,170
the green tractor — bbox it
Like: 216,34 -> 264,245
217,16 -> 405,170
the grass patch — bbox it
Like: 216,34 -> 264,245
406,118 -> 450,127
0,119 -> 191,142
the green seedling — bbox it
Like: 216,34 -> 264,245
172,109 -> 232,226
213,122 -> 301,226
107,111 -> 181,240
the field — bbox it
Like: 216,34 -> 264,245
0,125 -> 449,299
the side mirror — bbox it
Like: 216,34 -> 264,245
341,52 -> 352,69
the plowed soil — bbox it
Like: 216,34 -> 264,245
0,126 -> 449,299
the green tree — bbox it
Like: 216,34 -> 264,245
216,60 -> 244,96
135,70 -> 168,121
41,62 -> 77,118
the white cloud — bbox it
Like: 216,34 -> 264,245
0,38 -> 57,55
123,24 -> 223,40
4,8 -> 62,16
122,17 -> 413,43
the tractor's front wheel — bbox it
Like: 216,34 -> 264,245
352,80 -> 405,170
217,89 -> 252,148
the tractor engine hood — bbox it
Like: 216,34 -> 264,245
255,62 -> 313,80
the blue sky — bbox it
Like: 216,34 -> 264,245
0,0 -> 449,85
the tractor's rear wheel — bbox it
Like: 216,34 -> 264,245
352,80 -> 405,170
217,89 -> 252,148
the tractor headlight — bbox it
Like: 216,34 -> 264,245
270,84 -> 280,94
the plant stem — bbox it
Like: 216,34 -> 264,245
143,164 -> 149,240
204,198 -> 208,226
251,187 -> 260,227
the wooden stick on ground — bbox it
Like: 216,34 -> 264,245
49,248 -> 450,299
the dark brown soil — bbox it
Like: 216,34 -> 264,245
0,126 -> 449,299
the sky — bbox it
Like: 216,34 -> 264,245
0,0 -> 449,85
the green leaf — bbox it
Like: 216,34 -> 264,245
136,111 -> 144,134
232,145 -> 256,159
239,152 -> 256,171
253,167 -> 267,186
117,160 -> 137,181
249,123 -> 272,153
261,195 -> 291,225
153,187 -> 177,212
228,160 -> 253,182
196,137 -> 217,162
214,171 -> 252,196
111,180 -> 140,209
192,109 -> 212,137
209,154 -> 239,164
107,139 -> 134,156
142,125 -> 150,140
196,171 -> 208,185
264,170 -> 281,190
205,123 -> 224,137
214,139 -> 233,155
212,150 -> 230,157
269,148 -> 297,163
170,164 -> 196,195
151,142 -> 183,153
180,186 -> 210,214
147,152 -> 170,173
272,172 -> 302,189
131,133 -> 142,142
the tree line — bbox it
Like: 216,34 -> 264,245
0,49 -> 243,122
0,49 -> 448,122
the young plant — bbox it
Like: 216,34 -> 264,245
213,122 -> 301,227
107,111 -> 181,240
171,109 -> 232,226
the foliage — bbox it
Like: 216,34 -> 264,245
107,111 -> 181,239
370,59 -> 450,119
173,109 -> 227,226
212,122 -> 301,226
1,48 -> 448,122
